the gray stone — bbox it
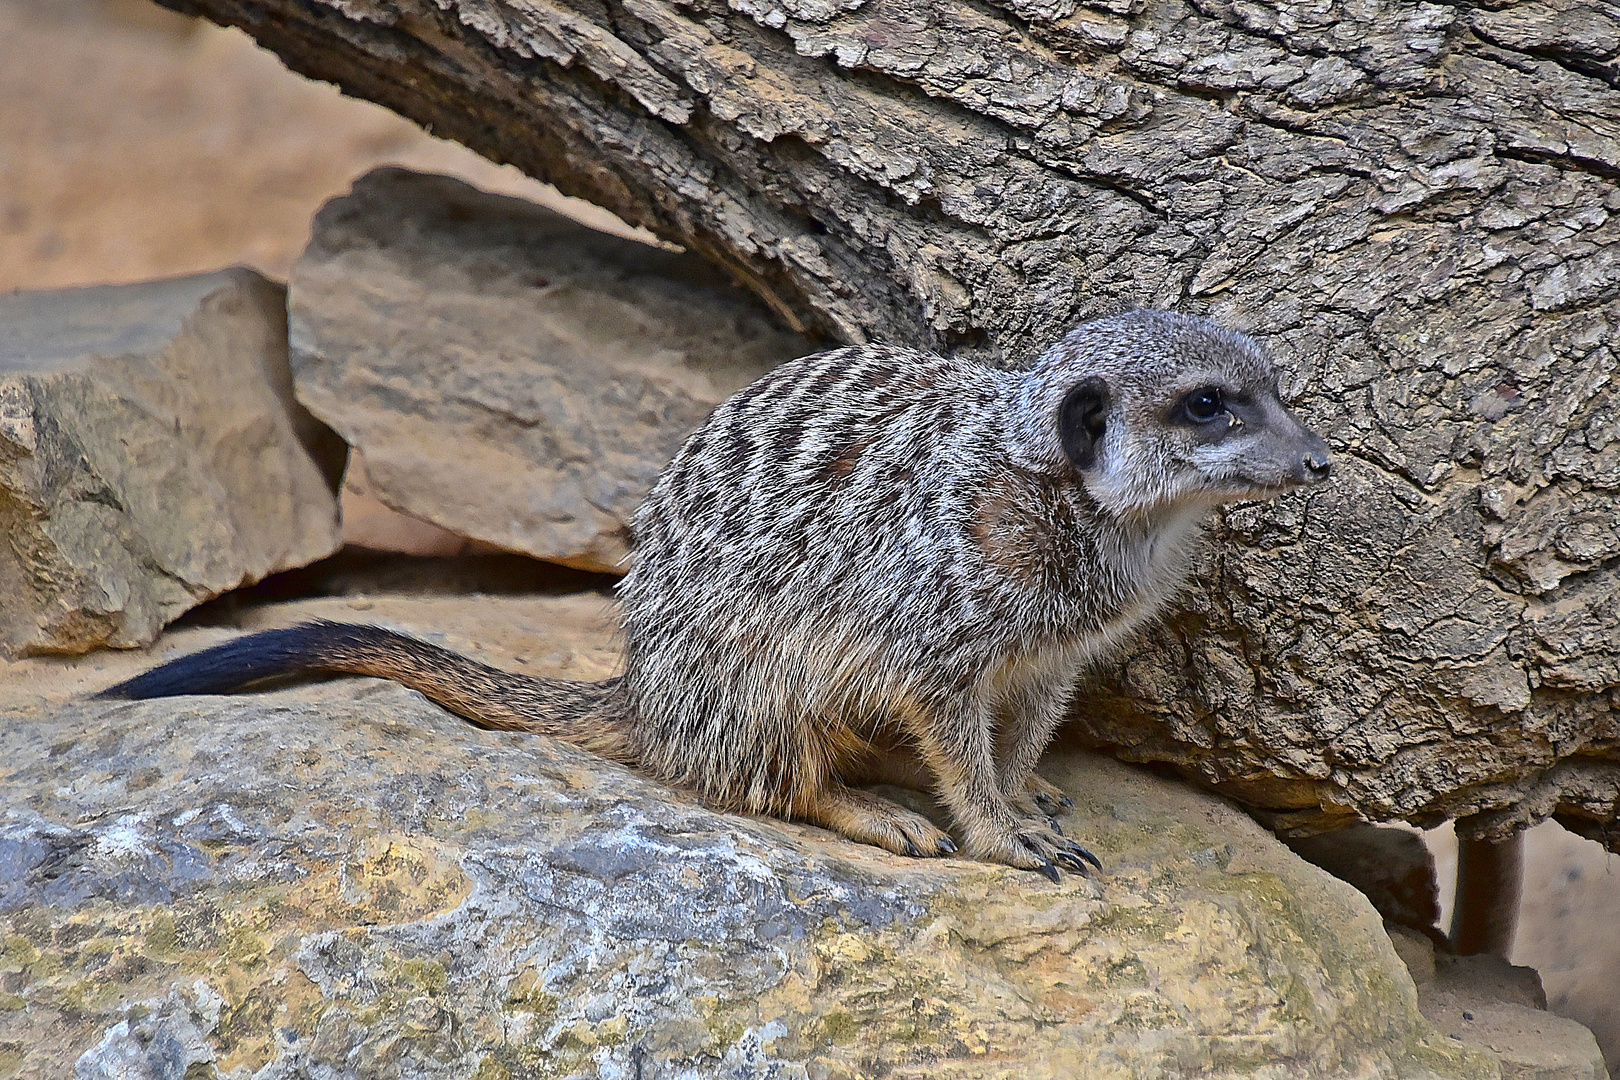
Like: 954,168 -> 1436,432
9,595 -> 1607,1075
288,168 -> 813,573
2,592 -> 1605,1078
0,692 -> 1483,1079
0,269 -> 343,656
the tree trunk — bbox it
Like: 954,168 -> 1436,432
156,0 -> 1620,848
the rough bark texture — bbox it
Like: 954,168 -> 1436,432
153,0 -> 1620,846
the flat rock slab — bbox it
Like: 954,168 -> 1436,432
289,167 -> 813,573
0,600 -> 1495,1080
5,592 -> 1603,1077
1417,950 -> 1606,1080
3,694 -> 1487,1080
0,269 -> 343,656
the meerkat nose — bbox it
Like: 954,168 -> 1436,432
1302,447 -> 1331,481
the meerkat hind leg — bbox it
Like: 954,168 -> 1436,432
798,783 -> 958,858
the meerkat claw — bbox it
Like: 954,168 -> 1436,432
1029,830 -> 1103,874
1068,843 -> 1102,871
937,836 -> 958,855
1052,834 -> 1101,869
1023,776 -> 1074,818
1016,836 -> 1064,882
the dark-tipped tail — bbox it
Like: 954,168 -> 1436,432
97,620 -> 635,761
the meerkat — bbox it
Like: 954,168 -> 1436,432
101,310 -> 1331,880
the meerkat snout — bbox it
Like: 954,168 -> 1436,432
1301,444 -> 1332,482
1188,384 -> 1332,495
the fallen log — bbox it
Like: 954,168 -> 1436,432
156,0 -> 1620,849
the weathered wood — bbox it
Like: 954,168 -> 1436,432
1451,828 -> 1526,958
156,0 -> 1620,848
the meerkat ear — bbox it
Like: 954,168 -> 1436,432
1059,378 -> 1110,471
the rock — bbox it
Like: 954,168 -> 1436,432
289,168 -> 814,573
0,593 -> 1537,1079
1389,925 -> 1439,989
0,269 -> 344,657
0,716 -> 1472,1079
1422,950 -> 1607,1080
1384,928 -> 1608,1080
338,449 -> 501,558
8,591 -> 1608,1076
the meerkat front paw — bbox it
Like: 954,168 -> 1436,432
1027,774 -> 1075,814
968,822 -> 1101,881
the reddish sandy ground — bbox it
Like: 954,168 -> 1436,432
0,0 -> 640,291
4,0 -> 1617,1069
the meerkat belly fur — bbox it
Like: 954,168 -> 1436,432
102,310 -> 1330,879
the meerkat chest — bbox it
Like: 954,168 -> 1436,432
1095,505 -> 1208,635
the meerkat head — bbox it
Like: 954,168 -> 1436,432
1012,311 -> 1331,518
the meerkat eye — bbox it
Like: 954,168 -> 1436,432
1182,387 -> 1225,424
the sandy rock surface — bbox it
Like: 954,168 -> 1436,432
338,449 -> 504,558
0,707 -> 1468,1079
0,591 -> 1602,1079
1410,943 -> 1607,1080
288,168 -> 812,572
0,269 -> 343,656
0,589 -> 620,715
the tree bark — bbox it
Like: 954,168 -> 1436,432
1450,828 -> 1526,957
156,0 -> 1620,848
